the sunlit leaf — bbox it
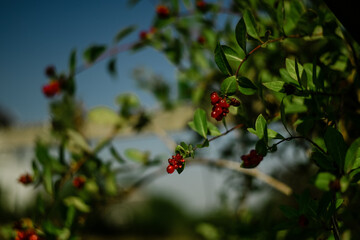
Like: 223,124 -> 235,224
315,172 -> 336,191
344,137 -> 360,173
64,196 -> 91,213
194,108 -> 208,139
262,81 -> 285,92
243,10 -> 260,41
221,76 -> 238,95
87,106 -> 122,126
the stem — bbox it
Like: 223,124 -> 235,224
192,158 -> 293,196
272,136 -> 327,155
235,34 -> 303,79
332,215 -> 341,240
193,123 -> 244,151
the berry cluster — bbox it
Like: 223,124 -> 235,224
210,92 -> 230,121
241,150 -> 264,168
166,153 -> 185,174
196,0 -> 209,12
18,173 -> 33,185
139,27 -> 157,41
73,176 -> 86,189
156,5 -> 170,19
197,36 -> 206,45
42,81 -> 61,98
15,229 -> 39,240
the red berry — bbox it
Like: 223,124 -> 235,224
215,115 -> 223,121
211,111 -> 218,118
167,165 -> 175,174
45,65 -> 56,77
156,5 -> 170,19
42,81 -> 60,98
214,107 -> 223,114
18,173 -> 33,185
210,92 -> 220,105
196,0 -> 208,12
241,149 -> 264,168
219,99 -> 229,108
139,31 -> 148,40
175,153 -> 182,161
230,98 -> 240,106
73,176 -> 86,189
28,234 -> 39,240
197,36 -> 206,45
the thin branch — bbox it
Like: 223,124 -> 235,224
235,34 -> 304,79
194,123 -> 244,151
272,135 -> 327,155
191,158 -> 293,196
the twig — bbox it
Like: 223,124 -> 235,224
194,123 -> 244,151
192,158 -> 293,196
272,135 -> 327,155
235,34 -> 304,79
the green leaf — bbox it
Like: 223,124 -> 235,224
107,58 -> 117,77
344,137 -> 360,173
194,108 -> 208,139
63,196 -> 91,213
314,172 -> 336,191
255,139 -> 267,156
110,146 -> 125,163
262,81 -> 285,92
43,165 -> 53,195
238,76 -> 257,89
65,206 -> 76,228
311,151 -> 336,171
255,114 -> 267,140
124,148 -> 149,163
247,127 -> 257,136
83,45 -> 106,64
243,10 -> 260,41
267,128 -> 284,139
105,172 -> 117,196
221,76 -> 238,95
294,59 -> 301,86
66,129 -> 91,154
35,141 -> 51,165
87,106 -> 122,126
196,139 -> 209,149
207,121 -> 221,136
276,0 -> 285,34
238,76 -> 257,95
222,45 -> 243,62
69,49 -> 76,75
235,17 -> 247,55
286,58 -> 303,81
279,205 -> 298,219
114,25 -> 136,43
324,127 -> 347,170
214,43 -> 233,75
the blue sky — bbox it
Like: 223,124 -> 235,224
0,0 -> 176,124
